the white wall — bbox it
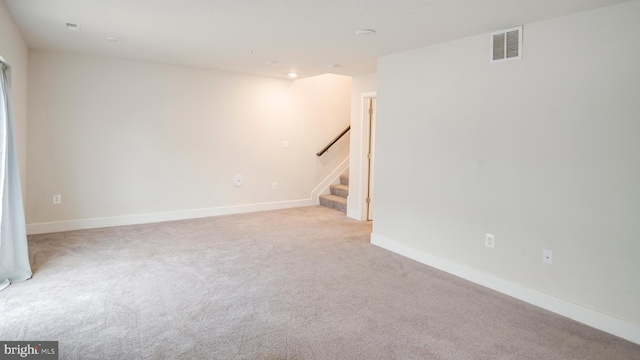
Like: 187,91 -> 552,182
373,0 -> 640,338
347,73 -> 377,220
0,1 -> 28,196
27,50 -> 351,230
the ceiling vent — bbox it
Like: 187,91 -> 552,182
490,26 -> 522,63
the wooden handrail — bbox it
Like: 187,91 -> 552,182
316,126 -> 350,156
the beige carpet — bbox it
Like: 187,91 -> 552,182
1,206 -> 639,359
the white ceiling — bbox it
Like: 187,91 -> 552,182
3,0 -> 632,79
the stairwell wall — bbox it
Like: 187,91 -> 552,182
26,50 -> 351,231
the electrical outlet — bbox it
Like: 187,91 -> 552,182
282,141 -> 289,149
52,194 -> 62,204
485,234 -> 495,249
272,182 -> 277,190
543,250 -> 553,265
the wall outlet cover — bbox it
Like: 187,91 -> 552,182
233,175 -> 244,187
485,234 -> 495,249
543,250 -> 553,265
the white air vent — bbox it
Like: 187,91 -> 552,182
490,26 -> 522,63
66,22 -> 80,31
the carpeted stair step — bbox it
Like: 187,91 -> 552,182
319,194 -> 347,213
340,174 -> 349,186
330,184 -> 349,198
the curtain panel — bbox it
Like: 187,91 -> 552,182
0,59 -> 32,291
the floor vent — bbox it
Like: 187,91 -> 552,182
490,26 -> 523,63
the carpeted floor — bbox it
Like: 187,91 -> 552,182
1,206 -> 639,359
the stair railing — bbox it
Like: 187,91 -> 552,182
316,126 -> 350,156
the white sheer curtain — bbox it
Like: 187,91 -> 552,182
0,58 -> 31,291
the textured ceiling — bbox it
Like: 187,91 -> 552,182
3,0 -> 632,79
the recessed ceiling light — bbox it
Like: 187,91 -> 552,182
66,22 -> 80,31
355,29 -> 376,37
267,60 -> 280,66
288,72 -> 298,78
106,37 -> 123,43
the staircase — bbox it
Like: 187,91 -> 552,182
319,174 -> 349,213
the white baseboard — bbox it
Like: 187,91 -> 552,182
27,198 -> 314,235
310,156 -> 350,203
346,197 -> 367,221
370,233 -> 640,345
347,207 -> 362,221
27,157 -> 352,235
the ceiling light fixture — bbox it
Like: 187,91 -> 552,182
106,37 -> 123,43
288,72 -> 298,78
355,29 -> 376,37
